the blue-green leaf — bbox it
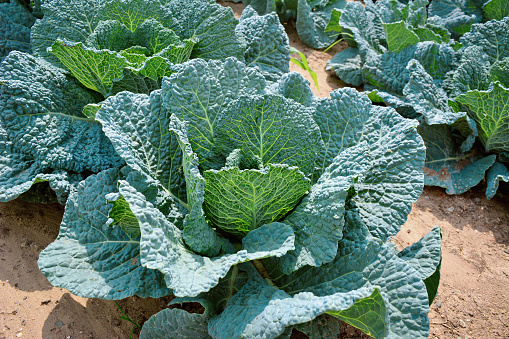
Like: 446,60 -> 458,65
486,161 -> 509,199
38,168 -> 172,299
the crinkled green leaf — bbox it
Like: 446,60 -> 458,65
273,214 -> 435,338
398,226 -> 442,305
420,124 -> 497,194
483,0 -> 509,21
85,19 -> 134,51
162,57 -> 265,170
428,0 -> 476,37
312,88 -> 372,173
208,275 -> 379,339
0,52 -> 124,174
96,90 -> 186,205
140,308 -> 211,339
235,7 -> 290,81
273,174 -> 351,274
167,0 -> 244,61
50,40 -> 132,96
460,16 -> 509,63
168,116 -> 225,256
489,57 -> 509,88
203,164 -> 309,237
442,45 -> 491,98
326,47 -> 363,87
455,81 -> 509,153
384,20 -> 420,53
215,94 -> 323,176
413,27 -> 443,44
351,106 -> 425,240
0,0 -> 35,59
486,161 -> 509,199
38,168 -> 172,299
404,59 -> 467,125
267,72 -> 316,107
118,180 -> 295,297
295,0 -> 346,49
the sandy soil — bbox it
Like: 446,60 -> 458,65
1,2 -> 508,338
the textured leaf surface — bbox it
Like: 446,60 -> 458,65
167,0 -> 244,61
0,0 -> 34,59
140,308 -> 210,339
216,94 -> 322,175
168,116 -> 225,256
38,168 -> 172,299
398,226 -> 442,304
203,164 -> 309,237
428,0 -> 476,37
351,106 -> 425,240
293,315 -> 341,339
235,7 -> 290,81
326,47 -> 363,87
0,52 -> 123,174
119,180 -> 295,297
420,124 -> 497,194
274,174 -> 351,274
268,72 -> 315,107
50,40 -> 131,96
162,58 -> 265,169
486,161 -> 509,199
96,90 -> 186,205
274,215 -> 435,338
455,82 -> 509,153
312,88 -> 372,173
208,276 -> 379,339
460,17 -> 509,63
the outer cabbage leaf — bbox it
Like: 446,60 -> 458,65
95,90 -> 186,206
312,88 -> 372,172
398,226 -> 442,305
326,47 -> 363,87
267,72 -> 316,107
167,0 -> 244,61
0,0 -> 35,59
215,94 -> 323,176
460,16 -> 509,63
0,52 -> 123,202
383,20 -> 420,53
490,57 -> 509,88
235,6 -> 290,81
486,161 -> 509,199
119,180 -> 295,297
168,116 -> 228,256
203,164 -> 310,237
140,308 -> 211,339
350,106 -> 425,240
208,274 -> 381,339
162,57 -> 266,169
38,168 -> 172,299
454,81 -> 509,153
273,219 -> 441,338
420,124 -> 497,194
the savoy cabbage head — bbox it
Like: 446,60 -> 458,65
326,0 -> 509,198
0,0 -> 290,203
38,57 -> 441,338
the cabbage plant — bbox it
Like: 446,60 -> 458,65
326,0 -> 509,198
38,57 -> 442,338
0,0 -> 290,203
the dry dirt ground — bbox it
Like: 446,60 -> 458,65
1,2 -> 508,338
